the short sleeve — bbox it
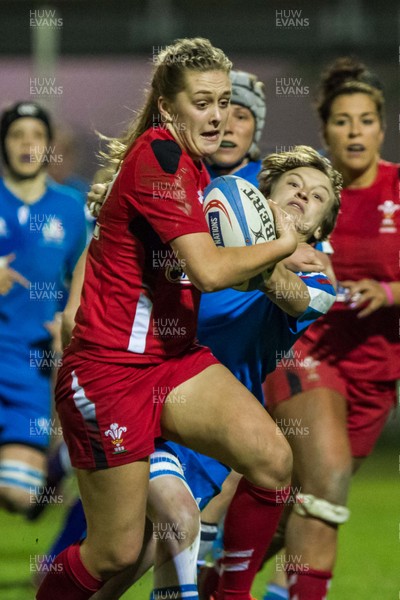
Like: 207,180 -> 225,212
288,271 -> 336,334
122,137 -> 209,244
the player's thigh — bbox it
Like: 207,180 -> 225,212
272,388 -> 352,503
160,363 -> 290,476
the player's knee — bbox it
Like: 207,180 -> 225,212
303,458 -> 352,504
0,460 -> 45,515
154,494 -> 200,547
243,434 -> 292,489
95,535 -> 143,578
263,435 -> 293,487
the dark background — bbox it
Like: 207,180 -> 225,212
0,0 -> 398,179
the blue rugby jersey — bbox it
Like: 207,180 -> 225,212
198,274 -> 335,405
0,178 -> 86,348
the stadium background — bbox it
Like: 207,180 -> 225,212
0,1 -> 398,598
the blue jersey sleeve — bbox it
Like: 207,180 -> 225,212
288,271 -> 336,334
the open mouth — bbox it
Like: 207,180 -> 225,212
20,154 -> 34,163
201,131 -> 220,141
219,140 -> 236,148
287,201 -> 304,214
347,144 -> 366,153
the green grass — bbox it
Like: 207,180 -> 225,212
1,425 -> 398,600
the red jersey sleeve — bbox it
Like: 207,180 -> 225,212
120,130 -> 210,244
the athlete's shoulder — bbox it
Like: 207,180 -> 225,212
46,178 -> 85,206
127,128 -> 198,176
235,160 -> 262,187
375,160 -> 400,193
378,159 -> 400,171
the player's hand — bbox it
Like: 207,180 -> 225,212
268,200 -> 298,253
87,183 -> 108,218
282,243 -> 324,273
0,254 -> 30,295
340,279 -> 389,318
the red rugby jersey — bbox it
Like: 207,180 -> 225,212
304,160 -> 400,380
72,127 -> 210,363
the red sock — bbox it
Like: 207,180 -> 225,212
287,566 -> 332,600
36,543 -> 104,599
218,478 -> 290,600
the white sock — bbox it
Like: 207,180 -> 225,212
153,530 -> 200,600
198,522 -> 218,564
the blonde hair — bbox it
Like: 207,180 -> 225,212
258,145 -> 342,241
99,38 -> 232,177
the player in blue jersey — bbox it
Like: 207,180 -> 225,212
0,102 -> 87,516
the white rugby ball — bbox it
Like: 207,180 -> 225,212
203,175 -> 276,291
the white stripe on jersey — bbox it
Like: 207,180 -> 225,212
128,292 -> 153,353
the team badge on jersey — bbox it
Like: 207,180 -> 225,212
377,200 -> 400,233
105,423 -> 128,455
302,356 -> 321,382
0,217 -> 9,237
17,205 -> 30,225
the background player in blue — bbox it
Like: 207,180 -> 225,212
0,102 -> 87,516
206,70 -> 266,188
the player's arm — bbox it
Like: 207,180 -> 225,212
171,225 -> 297,293
61,247 -> 87,349
282,243 -> 337,289
261,262 -> 310,317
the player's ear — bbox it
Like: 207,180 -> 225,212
313,225 -> 323,240
158,96 -> 173,123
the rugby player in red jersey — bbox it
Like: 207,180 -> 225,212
36,38 -> 301,600
263,57 -> 400,600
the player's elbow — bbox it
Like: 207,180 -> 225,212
191,272 -> 221,293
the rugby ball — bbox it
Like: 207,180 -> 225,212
203,176 -> 276,291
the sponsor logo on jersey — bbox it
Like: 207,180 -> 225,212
105,423 -> 127,455
377,199 -> 400,233
164,265 -> 192,285
42,217 -> 65,243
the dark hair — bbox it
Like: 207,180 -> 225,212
100,38 -> 232,174
258,145 -> 342,242
316,57 -> 385,127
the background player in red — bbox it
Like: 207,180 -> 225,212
263,57 -> 400,600
36,38 -> 302,600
